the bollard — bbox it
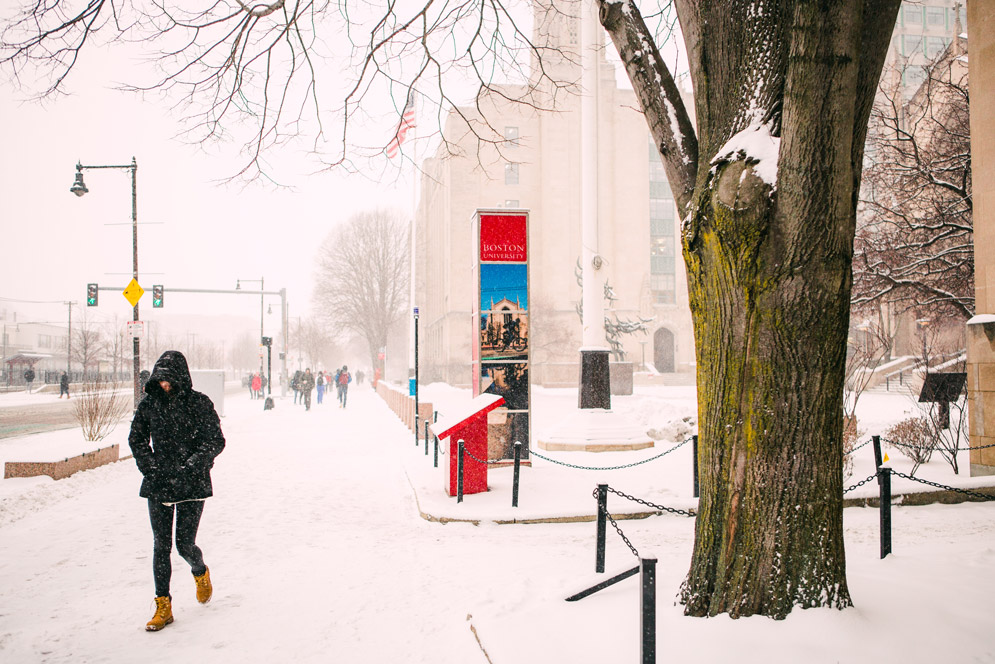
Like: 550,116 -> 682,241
424,420 -> 430,456
879,466 -> 892,559
692,434 -> 699,498
457,439 -> 465,504
640,557 -> 657,664
596,484 -> 608,573
872,435 -> 883,484
415,411 -> 420,447
433,433 -> 439,468
512,441 -> 522,508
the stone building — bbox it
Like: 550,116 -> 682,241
413,0 -> 694,388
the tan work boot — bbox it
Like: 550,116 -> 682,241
194,567 -> 212,604
146,596 -> 173,632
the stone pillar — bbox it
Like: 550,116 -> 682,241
968,321 -> 995,474
967,1 -> 995,475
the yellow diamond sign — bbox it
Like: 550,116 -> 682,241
123,279 -> 145,308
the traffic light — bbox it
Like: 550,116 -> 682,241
152,285 -> 164,308
86,283 -> 98,307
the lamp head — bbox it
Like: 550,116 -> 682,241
70,164 -> 88,197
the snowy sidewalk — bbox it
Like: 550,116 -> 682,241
1,386 -> 994,663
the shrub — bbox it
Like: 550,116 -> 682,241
72,375 -> 130,442
885,416 -> 934,476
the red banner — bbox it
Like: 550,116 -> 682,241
479,214 -> 527,263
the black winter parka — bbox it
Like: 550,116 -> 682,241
128,351 -> 226,502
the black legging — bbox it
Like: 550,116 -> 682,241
148,499 -> 207,598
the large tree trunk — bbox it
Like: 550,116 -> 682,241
599,0 -> 901,618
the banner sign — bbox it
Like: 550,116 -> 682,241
472,209 -> 530,462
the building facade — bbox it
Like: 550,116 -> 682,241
414,1 -> 694,387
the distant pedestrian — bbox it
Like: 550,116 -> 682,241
128,350 -> 226,632
23,368 -> 34,394
251,373 -> 262,400
356,369 -> 365,386
337,366 -> 352,408
334,368 -> 343,404
316,371 -> 325,405
292,370 -> 303,404
59,372 -> 70,398
300,368 -> 315,411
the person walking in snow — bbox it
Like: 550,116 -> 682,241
128,350 -> 226,632
251,372 -> 262,400
59,371 -> 70,398
300,368 -> 315,411
316,371 -> 325,405
337,365 -> 352,408
291,369 -> 302,404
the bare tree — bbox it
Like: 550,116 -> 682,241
2,0 -> 906,620
854,43 -> 974,321
596,0 -> 901,618
292,316 -> 336,369
71,314 -> 107,374
313,210 -> 409,372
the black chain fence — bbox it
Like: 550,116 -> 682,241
890,470 -> 995,502
528,437 -> 693,471
604,485 -> 696,518
461,445 -> 501,466
882,437 -> 995,452
595,495 -> 641,559
844,474 -> 879,494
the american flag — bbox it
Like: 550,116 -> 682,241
386,90 -> 416,159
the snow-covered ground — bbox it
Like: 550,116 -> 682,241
1,383 -> 993,663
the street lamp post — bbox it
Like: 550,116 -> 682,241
237,277 -> 265,383
71,158 -> 142,410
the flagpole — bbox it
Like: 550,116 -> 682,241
408,91 -> 419,381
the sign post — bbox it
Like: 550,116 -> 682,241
472,209 -> 530,462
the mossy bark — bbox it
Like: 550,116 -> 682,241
600,0 -> 901,618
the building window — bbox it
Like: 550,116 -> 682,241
925,6 -> 946,27
504,199 -> 519,208
650,199 -> 675,224
504,126 -> 520,148
903,5 -> 923,26
651,274 -> 676,304
925,36 -> 949,58
504,163 -> 519,185
902,65 -> 928,90
902,34 -> 923,56
39,334 -> 52,349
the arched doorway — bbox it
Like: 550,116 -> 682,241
654,327 -> 675,373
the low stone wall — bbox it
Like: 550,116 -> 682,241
4,444 -> 120,481
375,382 -> 434,433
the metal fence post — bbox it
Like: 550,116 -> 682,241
879,466 -> 892,559
512,441 -> 522,508
692,434 -> 699,498
424,420 -> 430,456
640,557 -> 657,664
457,439 -> 465,504
433,433 -> 439,468
872,435 -> 883,484
596,483 -> 608,573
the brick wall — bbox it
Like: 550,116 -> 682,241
4,445 -> 120,481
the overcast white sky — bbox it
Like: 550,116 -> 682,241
0,13 -> 417,339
